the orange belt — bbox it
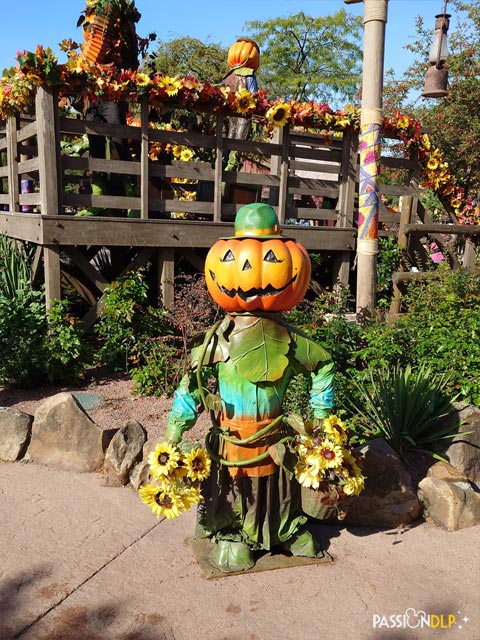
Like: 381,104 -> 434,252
221,416 -> 281,479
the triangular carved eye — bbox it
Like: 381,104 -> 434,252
221,249 -> 235,262
264,249 -> 282,263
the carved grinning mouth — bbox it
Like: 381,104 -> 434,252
209,270 -> 297,302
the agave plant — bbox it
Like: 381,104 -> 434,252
348,364 -> 462,460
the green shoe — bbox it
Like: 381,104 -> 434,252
209,540 -> 255,573
282,530 -> 322,558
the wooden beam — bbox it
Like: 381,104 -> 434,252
63,246 -> 110,292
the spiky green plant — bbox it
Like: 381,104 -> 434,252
349,364 -> 462,460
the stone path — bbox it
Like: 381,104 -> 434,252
1,461 -> 479,640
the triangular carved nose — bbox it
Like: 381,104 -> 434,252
242,259 -> 252,271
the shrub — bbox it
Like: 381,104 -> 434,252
95,268 -> 173,373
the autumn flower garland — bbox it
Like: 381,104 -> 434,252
1,45 -> 477,224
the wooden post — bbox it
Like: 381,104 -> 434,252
6,116 -> 19,212
389,194 -> 414,316
36,86 -> 61,305
333,129 -> 358,288
355,0 -> 388,322
276,125 -> 289,224
213,115 -> 223,222
140,98 -> 149,219
157,248 -> 175,308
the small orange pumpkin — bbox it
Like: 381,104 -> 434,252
227,38 -> 260,71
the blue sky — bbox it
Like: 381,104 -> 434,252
1,0 -> 449,80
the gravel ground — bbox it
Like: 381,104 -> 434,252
0,372 -> 210,443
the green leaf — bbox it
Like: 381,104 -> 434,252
284,413 -> 309,435
290,329 -> 331,372
204,393 -> 223,412
229,316 -> 290,382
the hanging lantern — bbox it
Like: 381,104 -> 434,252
422,12 -> 451,98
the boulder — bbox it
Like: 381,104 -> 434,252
104,420 -> 147,487
342,439 -> 421,528
0,407 -> 33,461
441,404 -> 480,486
418,476 -> 480,531
427,460 -> 470,483
29,392 -> 105,472
129,439 -> 157,490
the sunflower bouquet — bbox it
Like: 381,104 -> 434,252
288,414 -> 366,519
139,441 -> 211,520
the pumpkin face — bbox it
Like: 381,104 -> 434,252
227,38 -> 260,71
205,237 -> 311,312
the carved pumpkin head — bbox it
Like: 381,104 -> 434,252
205,203 -> 311,313
227,38 -> 260,72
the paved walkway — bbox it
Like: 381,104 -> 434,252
1,461 -> 479,640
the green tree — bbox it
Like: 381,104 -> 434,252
383,0 -> 480,201
147,36 -> 228,84
245,10 -> 363,103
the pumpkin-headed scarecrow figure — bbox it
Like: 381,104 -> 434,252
224,37 -> 260,143
165,203 -> 334,573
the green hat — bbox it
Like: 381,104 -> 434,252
223,203 -> 284,239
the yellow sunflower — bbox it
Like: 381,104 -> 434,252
322,415 -> 348,444
294,452 -> 324,489
184,448 -> 211,482
427,156 -> 439,171
159,75 -> 182,96
179,484 -> 202,509
266,102 -> 291,127
235,87 -> 255,115
139,484 -> 185,519
316,440 -> 343,469
172,145 -> 184,158
342,475 -> 365,496
180,148 -> 194,162
147,442 -> 181,478
135,72 -> 151,88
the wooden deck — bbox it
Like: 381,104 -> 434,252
0,86 -> 435,324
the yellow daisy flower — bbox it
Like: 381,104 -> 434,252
135,72 -> 151,88
147,442 -> 180,478
427,156 -> 439,171
322,415 -> 348,444
343,475 -> 365,496
317,440 -> 343,469
266,103 -> 291,127
184,448 -> 211,482
235,87 -> 255,115
139,484 -> 185,519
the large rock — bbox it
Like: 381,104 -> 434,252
129,439 -> 157,490
441,404 -> 480,486
104,420 -> 147,487
342,439 -> 421,528
418,475 -> 480,531
29,392 -> 105,472
0,407 -> 33,461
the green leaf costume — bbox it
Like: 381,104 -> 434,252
165,313 -> 334,553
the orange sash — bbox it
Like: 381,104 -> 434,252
221,417 -> 282,479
